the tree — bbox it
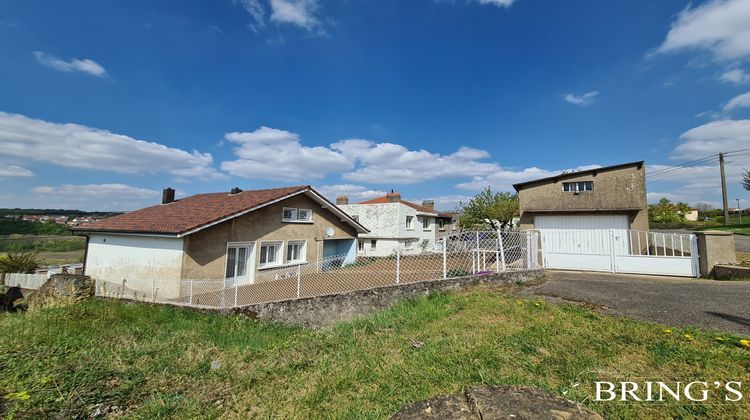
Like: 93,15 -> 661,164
648,198 -> 691,223
458,187 -> 519,230
743,169 -> 750,191
694,202 -> 713,213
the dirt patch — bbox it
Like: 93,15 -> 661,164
391,385 -> 602,419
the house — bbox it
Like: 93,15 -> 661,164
513,161 -> 648,232
682,209 -> 699,222
337,192 -> 454,256
73,186 -> 368,298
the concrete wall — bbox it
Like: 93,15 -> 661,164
340,202 -> 436,256
181,193 -> 358,281
517,164 -> 648,231
85,234 -> 184,298
696,231 -> 737,277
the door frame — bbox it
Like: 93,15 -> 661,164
224,241 -> 256,287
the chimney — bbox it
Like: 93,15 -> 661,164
230,187 -> 243,195
162,187 -> 175,204
336,195 -> 349,205
422,200 -> 435,210
386,190 -> 401,203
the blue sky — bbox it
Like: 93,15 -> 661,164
0,0 -> 749,211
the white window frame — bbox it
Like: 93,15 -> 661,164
370,239 -> 377,250
422,217 -> 431,231
285,240 -> 307,264
282,207 -> 313,223
562,181 -> 593,192
358,240 -> 364,252
224,241 -> 254,282
438,218 -> 445,231
259,241 -> 283,268
405,215 -> 414,230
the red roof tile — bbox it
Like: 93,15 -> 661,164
73,186 -> 309,235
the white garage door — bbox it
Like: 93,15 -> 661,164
537,214 -> 629,272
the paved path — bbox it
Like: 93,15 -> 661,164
522,271 -> 750,336
653,229 -> 749,253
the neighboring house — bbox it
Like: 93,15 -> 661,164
337,192 -> 454,256
682,209 -> 699,222
73,186 -> 368,298
513,161 -> 648,232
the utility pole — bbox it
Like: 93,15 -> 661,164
720,152 -> 729,225
737,198 -> 742,224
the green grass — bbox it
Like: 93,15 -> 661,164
697,223 -> 750,235
1,291 -> 749,419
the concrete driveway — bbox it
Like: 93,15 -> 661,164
522,271 -> 750,336
653,228 -> 749,253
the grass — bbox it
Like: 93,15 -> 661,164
1,290 -> 749,419
696,222 -> 750,235
0,250 -> 84,266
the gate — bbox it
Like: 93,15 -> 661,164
539,229 -> 699,277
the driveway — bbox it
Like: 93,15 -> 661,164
522,271 -> 750,336
653,228 -> 750,253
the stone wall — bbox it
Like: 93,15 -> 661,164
695,231 -> 737,277
231,269 -> 544,328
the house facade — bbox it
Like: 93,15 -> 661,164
74,186 -> 367,298
513,161 -> 649,232
337,192 -> 454,256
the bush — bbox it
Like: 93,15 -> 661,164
446,268 -> 470,278
0,253 -> 41,274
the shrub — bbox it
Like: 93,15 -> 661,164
446,268 -> 470,278
0,253 -> 41,274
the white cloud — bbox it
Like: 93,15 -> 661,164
719,68 -> 750,84
0,112 -> 225,180
234,0 -> 266,33
332,140 -> 500,184
722,91 -> 750,112
563,91 -> 599,105
315,184 -> 385,202
427,194 -> 472,211
475,0 -> 515,7
0,165 -> 33,178
220,127 -> 352,180
21,184 -> 160,211
33,51 -> 107,77
455,165 -> 601,192
673,119 -> 750,159
656,0 -> 750,61
269,0 -> 324,32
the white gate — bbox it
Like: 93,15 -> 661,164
539,229 -> 699,277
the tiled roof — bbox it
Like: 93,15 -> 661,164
73,186 -> 310,235
357,196 -> 452,217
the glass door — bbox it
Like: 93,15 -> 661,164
224,243 -> 255,288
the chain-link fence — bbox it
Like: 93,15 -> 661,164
95,230 -> 539,309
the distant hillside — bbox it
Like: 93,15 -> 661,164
0,220 -> 71,236
0,208 -> 121,218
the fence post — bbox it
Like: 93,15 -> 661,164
151,279 -> 155,302
395,246 -> 400,284
442,239 -> 447,279
296,264 -> 301,298
189,279 -> 193,305
526,231 -> 533,269
497,230 -> 506,272
234,283 -> 238,307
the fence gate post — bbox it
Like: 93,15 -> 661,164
442,239 -> 447,279
608,228 -> 617,273
296,264 -> 301,298
525,231 -> 532,269
395,246 -> 401,284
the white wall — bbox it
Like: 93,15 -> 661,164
85,234 -> 184,299
342,201 -> 437,256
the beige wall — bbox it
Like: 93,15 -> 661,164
518,164 -> 648,231
180,193 -> 358,280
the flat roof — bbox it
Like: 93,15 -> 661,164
512,161 -> 644,191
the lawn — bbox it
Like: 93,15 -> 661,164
697,223 -> 750,235
1,290 -> 749,419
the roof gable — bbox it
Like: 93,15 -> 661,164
512,161 -> 644,192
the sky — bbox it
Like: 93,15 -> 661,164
0,0 -> 749,212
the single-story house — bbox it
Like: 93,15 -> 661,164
73,186 -> 368,298
513,161 -> 649,232
337,192 -> 454,256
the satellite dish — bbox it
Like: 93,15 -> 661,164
326,227 -> 335,237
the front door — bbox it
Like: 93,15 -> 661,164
224,242 -> 256,288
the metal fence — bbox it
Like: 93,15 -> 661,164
95,230 -> 539,309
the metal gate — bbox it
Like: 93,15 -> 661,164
539,229 -> 700,277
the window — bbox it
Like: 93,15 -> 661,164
438,219 -> 445,231
563,181 -> 593,192
286,240 -> 306,263
282,207 -> 312,222
358,240 -> 364,251
225,244 -> 252,279
259,241 -> 282,267
422,217 -> 430,230
406,215 -> 414,229
370,240 -> 377,250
